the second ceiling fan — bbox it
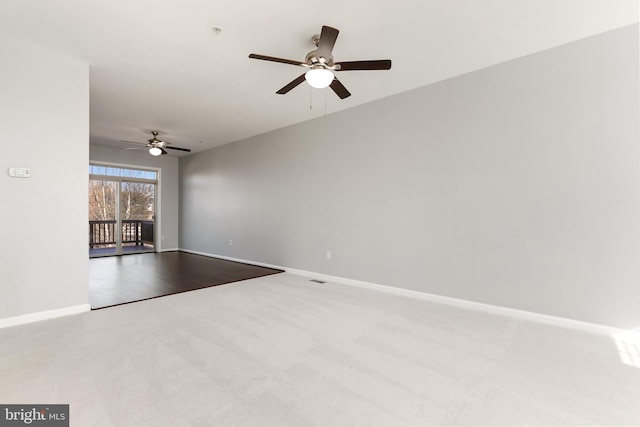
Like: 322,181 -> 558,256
249,25 -> 392,99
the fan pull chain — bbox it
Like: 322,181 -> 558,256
324,90 -> 328,117
309,86 -> 313,110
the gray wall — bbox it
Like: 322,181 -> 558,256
180,25 -> 640,329
0,38 -> 89,319
90,145 -> 180,251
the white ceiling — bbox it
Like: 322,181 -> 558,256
0,0 -> 637,156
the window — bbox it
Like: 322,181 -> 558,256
88,163 -> 158,257
88,165 -> 157,181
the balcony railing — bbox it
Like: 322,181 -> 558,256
89,220 -> 154,248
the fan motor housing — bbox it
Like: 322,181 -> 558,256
305,50 -> 333,67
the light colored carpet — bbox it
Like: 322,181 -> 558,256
1,273 -> 639,426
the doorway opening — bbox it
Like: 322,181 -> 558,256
89,164 -> 158,257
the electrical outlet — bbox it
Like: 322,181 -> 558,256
325,250 -> 331,260
229,239 -> 233,246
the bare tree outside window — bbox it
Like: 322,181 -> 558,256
120,182 -> 155,221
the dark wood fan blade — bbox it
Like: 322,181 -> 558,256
316,26 -> 339,61
120,139 -> 145,145
249,54 -> 304,67
165,146 -> 191,152
276,74 -> 307,94
160,147 -> 168,155
335,60 -> 392,71
330,78 -> 351,99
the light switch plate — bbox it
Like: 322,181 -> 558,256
8,167 -> 31,178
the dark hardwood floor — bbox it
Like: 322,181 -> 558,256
89,251 -> 283,309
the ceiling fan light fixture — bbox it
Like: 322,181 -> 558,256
305,68 -> 334,89
149,146 -> 163,156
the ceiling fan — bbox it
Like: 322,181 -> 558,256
121,131 -> 192,156
249,25 -> 392,99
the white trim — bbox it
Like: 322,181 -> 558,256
179,249 -> 283,270
155,167 -> 162,252
293,270 -> 624,336
0,304 -> 91,329
159,248 -> 179,252
178,248 -> 624,336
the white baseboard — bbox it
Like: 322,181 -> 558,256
178,248 -> 624,336
159,248 -> 179,252
0,304 -> 91,329
289,269 -> 624,336
180,249 -> 285,270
